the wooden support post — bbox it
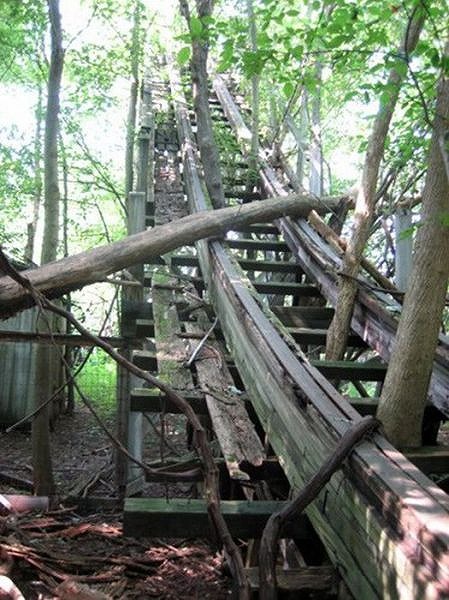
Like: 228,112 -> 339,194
116,191 -> 146,494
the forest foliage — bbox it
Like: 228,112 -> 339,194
1,0 -> 448,276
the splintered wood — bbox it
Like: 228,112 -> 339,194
185,311 -> 265,490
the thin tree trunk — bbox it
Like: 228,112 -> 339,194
377,38 -> 449,447
25,83 -> 43,263
32,0 -> 64,496
180,0 -> 226,209
325,5 -> 425,360
245,0 -> 259,192
60,135 -> 74,414
309,63 -> 323,196
124,1 -> 142,199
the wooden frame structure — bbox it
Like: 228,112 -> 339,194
167,71 -> 449,598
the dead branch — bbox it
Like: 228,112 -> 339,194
258,416 -> 379,600
0,194 -> 339,319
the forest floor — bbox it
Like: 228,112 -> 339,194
0,405 -> 233,599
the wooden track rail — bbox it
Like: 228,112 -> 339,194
214,74 -> 449,420
163,71 -> 449,598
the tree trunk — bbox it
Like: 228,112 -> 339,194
32,0 -> 64,496
124,1 -> 142,198
309,63 -> 323,197
0,194 -> 339,318
325,6 -> 425,360
377,39 -> 449,447
245,0 -> 259,192
25,83 -> 43,263
180,0 -> 226,209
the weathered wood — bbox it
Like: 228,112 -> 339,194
245,566 -> 338,592
152,268 -> 194,392
130,388 -> 208,414
254,282 -> 320,297
310,359 -> 387,382
229,223 -> 279,235
226,239 -> 290,252
123,498 -> 309,539
0,330 -> 139,347
119,190 -> 146,492
186,315 -> 265,484
0,195 -> 340,319
258,416 -> 379,600
403,446 -> 449,475
272,306 -> 334,328
177,79 -> 449,599
288,327 -> 365,347
147,254 -> 304,274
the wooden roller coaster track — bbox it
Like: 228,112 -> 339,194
122,63 -> 449,599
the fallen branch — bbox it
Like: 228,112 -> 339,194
0,194 -> 339,318
258,416 -> 379,600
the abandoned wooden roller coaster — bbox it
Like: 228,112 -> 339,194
2,57 -> 449,599
113,61 -> 449,599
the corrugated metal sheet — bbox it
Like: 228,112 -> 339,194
0,308 -> 37,425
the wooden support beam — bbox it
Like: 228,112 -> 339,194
228,223 -> 279,235
272,306 -> 334,328
226,239 -> 290,253
123,498 -> 309,539
289,327 -> 365,348
130,388 -> 208,414
403,446 -> 449,475
245,566 -> 338,593
147,254 -> 303,274
310,359 -> 387,382
0,331 -> 138,347
254,282 -> 320,297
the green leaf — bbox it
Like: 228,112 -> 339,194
283,81 -> 294,98
190,16 -> 203,40
177,46 -> 191,65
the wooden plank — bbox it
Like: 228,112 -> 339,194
123,498 -> 309,539
147,254 -> 303,274
310,359 -> 387,381
151,268 -> 194,391
289,327 -> 365,347
272,305 -> 334,328
254,282 -> 320,297
0,331 -> 139,347
245,566 -> 338,592
132,349 -> 157,371
403,446 -> 449,475
225,239 -> 290,252
130,388 -> 208,414
229,223 -> 279,235
186,315 -> 265,483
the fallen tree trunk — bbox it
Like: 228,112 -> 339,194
0,194 -> 338,318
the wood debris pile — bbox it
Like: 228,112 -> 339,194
0,508 -> 232,599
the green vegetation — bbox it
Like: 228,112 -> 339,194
75,349 -> 117,416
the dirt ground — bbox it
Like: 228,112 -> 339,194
0,406 -> 233,599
